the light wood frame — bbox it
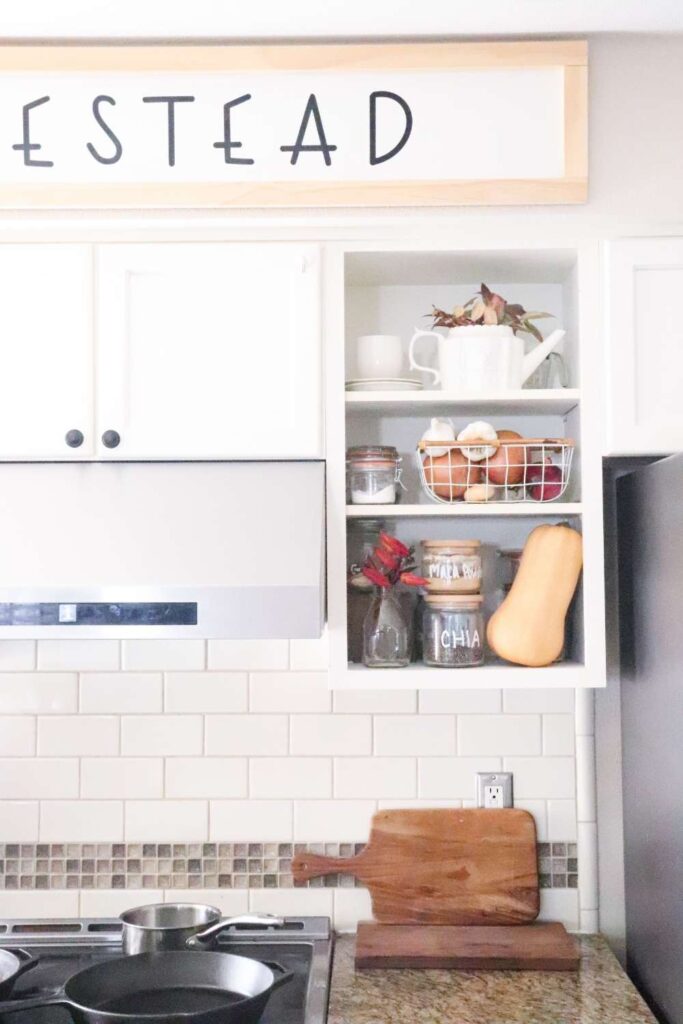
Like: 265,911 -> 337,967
0,41 -> 588,209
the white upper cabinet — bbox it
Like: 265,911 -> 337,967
96,243 -> 322,459
0,245 -> 94,458
605,238 -> 683,454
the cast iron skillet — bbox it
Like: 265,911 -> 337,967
0,950 -> 293,1024
0,949 -> 39,1000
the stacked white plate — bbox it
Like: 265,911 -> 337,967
345,378 -> 423,392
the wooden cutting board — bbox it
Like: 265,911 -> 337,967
354,922 -> 579,971
292,808 -> 539,925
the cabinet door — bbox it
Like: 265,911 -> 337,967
606,238 -> 683,454
0,245 -> 94,458
96,243 -> 321,459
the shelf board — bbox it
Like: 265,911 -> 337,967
346,502 -> 583,518
345,388 -> 580,416
335,660 -> 596,689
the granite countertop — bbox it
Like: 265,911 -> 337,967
328,935 -> 656,1024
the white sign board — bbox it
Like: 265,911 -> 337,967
0,42 -> 588,207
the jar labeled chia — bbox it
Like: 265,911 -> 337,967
422,594 -> 485,668
422,540 -> 482,594
346,446 -> 402,505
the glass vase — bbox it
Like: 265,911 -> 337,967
362,589 -> 412,668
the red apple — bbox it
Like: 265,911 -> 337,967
526,462 -> 563,501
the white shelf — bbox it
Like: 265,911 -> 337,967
337,660 -> 593,689
345,388 -> 580,416
346,502 -> 583,517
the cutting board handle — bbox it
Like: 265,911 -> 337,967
292,851 -> 362,883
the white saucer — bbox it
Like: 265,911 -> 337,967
345,378 -> 423,392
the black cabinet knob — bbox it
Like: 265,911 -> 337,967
102,430 -> 121,449
65,429 -> 84,449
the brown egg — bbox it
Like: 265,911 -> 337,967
424,448 -> 482,501
485,429 -> 526,487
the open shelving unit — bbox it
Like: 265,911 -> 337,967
325,242 -> 606,689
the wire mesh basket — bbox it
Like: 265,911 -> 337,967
416,437 -> 575,504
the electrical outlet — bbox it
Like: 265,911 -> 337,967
476,772 -> 513,809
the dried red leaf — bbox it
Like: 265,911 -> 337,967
362,565 -> 390,588
379,532 -> 410,558
375,546 -> 400,570
400,572 -> 429,588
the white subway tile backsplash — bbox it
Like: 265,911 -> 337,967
249,887 -> 333,919
0,891 -> 80,916
165,758 -> 248,799
249,673 -> 331,713
80,889 -> 164,917
80,673 -> 163,714
123,640 -> 205,671
40,800 -> 124,841
0,758 -> 78,798
418,756 -> 501,799
81,758 -> 164,799
290,715 -> 371,756
205,716 -> 288,756
289,632 -> 329,671
419,689 -> 502,714
459,715 -> 541,756
0,674 -> 77,714
503,689 -> 575,714
208,640 -> 288,671
374,716 -> 455,756
333,888 -> 373,933
37,641 -> 120,671
539,889 -> 579,930
334,758 -> 416,799
164,890 -> 249,915
37,716 -> 119,757
294,800 -> 375,841
250,758 -> 332,798
165,673 -> 248,713
0,642 -> 35,671
504,756 -> 576,799
210,800 -> 293,841
121,715 -> 203,756
513,799 -> 548,841
333,690 -> 416,713
543,714 -> 576,755
0,716 -> 35,755
547,799 -> 578,841
0,800 -> 39,840
125,800 -> 208,841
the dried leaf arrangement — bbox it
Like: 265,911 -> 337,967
429,283 -> 554,343
361,532 -> 428,591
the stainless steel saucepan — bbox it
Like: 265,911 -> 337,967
120,904 -> 283,955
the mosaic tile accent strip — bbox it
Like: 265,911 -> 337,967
0,842 -> 578,891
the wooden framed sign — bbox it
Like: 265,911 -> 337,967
0,41 -> 587,208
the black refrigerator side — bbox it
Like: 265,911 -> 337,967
617,453 -> 683,1024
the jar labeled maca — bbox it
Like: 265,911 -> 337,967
422,594 -> 485,668
346,446 -> 402,505
421,540 -> 482,594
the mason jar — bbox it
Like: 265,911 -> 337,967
422,594 -> 485,668
346,446 -> 401,505
421,540 -> 482,594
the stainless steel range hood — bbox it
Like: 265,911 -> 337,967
0,462 -> 325,639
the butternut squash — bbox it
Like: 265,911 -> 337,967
487,524 -> 583,667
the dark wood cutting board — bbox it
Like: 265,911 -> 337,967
355,921 -> 579,971
292,808 -> 539,925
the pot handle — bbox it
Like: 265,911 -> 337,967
186,913 -> 285,948
408,328 -> 441,386
0,993 -> 70,1015
9,948 -> 40,981
262,960 -> 295,991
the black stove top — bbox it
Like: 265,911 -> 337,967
0,917 -> 333,1024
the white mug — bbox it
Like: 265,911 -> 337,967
356,334 -> 403,379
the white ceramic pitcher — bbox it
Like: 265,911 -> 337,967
408,324 -> 566,392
